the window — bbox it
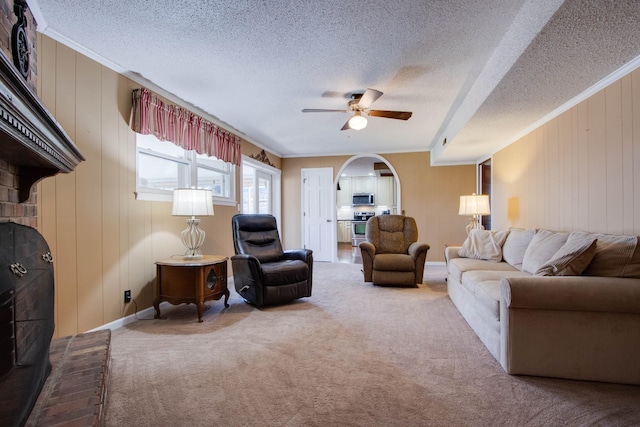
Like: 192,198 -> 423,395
136,133 -> 236,205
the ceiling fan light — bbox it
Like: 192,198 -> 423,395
348,113 -> 367,130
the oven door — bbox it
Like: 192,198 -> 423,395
352,221 -> 367,236
351,221 -> 367,246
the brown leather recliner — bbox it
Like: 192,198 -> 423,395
231,214 -> 313,307
359,215 -> 429,286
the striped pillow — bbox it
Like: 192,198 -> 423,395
535,235 -> 597,276
579,233 -> 639,277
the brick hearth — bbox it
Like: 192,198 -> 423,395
25,330 -> 111,427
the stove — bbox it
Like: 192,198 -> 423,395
352,212 -> 375,246
353,211 -> 375,221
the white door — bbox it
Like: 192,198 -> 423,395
302,168 -> 335,262
256,170 -> 272,214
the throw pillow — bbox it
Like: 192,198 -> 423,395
502,228 -> 536,270
521,229 -> 569,275
458,229 -> 510,262
576,232 -> 639,278
535,234 -> 597,276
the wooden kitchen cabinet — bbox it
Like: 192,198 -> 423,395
337,178 -> 352,207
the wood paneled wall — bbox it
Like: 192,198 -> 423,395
35,35 -> 270,336
492,68 -> 640,235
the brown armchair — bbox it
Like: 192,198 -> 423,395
359,215 -> 429,286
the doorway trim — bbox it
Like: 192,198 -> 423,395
335,154 -> 402,259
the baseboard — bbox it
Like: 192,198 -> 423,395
426,261 -> 446,267
85,301 -> 168,333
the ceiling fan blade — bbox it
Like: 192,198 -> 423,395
367,110 -> 412,120
340,118 -> 351,131
302,108 -> 349,113
357,88 -> 383,109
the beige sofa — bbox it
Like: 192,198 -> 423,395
445,228 -> 640,385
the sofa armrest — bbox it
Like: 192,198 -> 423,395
499,275 -> 640,384
445,245 -> 462,263
501,275 -> 640,314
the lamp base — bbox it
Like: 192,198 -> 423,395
465,216 -> 485,235
182,250 -> 204,259
181,217 -> 206,259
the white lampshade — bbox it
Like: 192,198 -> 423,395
172,188 -> 214,259
459,193 -> 490,235
348,113 -> 367,130
459,194 -> 490,216
172,188 -> 214,217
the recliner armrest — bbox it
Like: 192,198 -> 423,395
282,249 -> 313,264
231,254 -> 265,306
231,254 -> 263,277
359,241 -> 376,256
359,241 -> 376,282
408,242 -> 429,259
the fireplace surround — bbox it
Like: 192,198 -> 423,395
0,2 -> 83,424
0,222 -> 54,426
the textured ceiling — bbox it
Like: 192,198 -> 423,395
30,0 -> 640,165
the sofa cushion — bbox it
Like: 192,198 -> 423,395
474,280 -> 502,321
575,232 -> 640,278
458,229 -> 510,262
522,230 -> 569,275
535,233 -> 598,276
448,258 -> 518,283
502,228 -> 536,270
461,269 -> 531,295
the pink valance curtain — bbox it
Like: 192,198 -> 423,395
130,87 -> 241,166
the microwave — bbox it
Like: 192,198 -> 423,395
352,193 -> 374,206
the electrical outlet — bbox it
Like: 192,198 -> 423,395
124,290 -> 131,303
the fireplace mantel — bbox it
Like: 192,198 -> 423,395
0,51 -> 83,202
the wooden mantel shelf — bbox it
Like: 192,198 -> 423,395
0,51 -> 83,202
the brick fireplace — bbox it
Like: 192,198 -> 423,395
0,1 -> 84,425
0,159 -> 37,226
0,0 -> 39,227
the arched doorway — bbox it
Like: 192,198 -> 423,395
335,154 -> 401,263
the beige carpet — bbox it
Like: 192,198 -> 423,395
106,263 -> 640,426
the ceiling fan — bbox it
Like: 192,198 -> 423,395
302,88 -> 412,130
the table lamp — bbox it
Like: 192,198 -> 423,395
172,188 -> 214,259
459,193 -> 490,235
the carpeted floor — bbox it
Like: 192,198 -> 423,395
106,263 -> 640,426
